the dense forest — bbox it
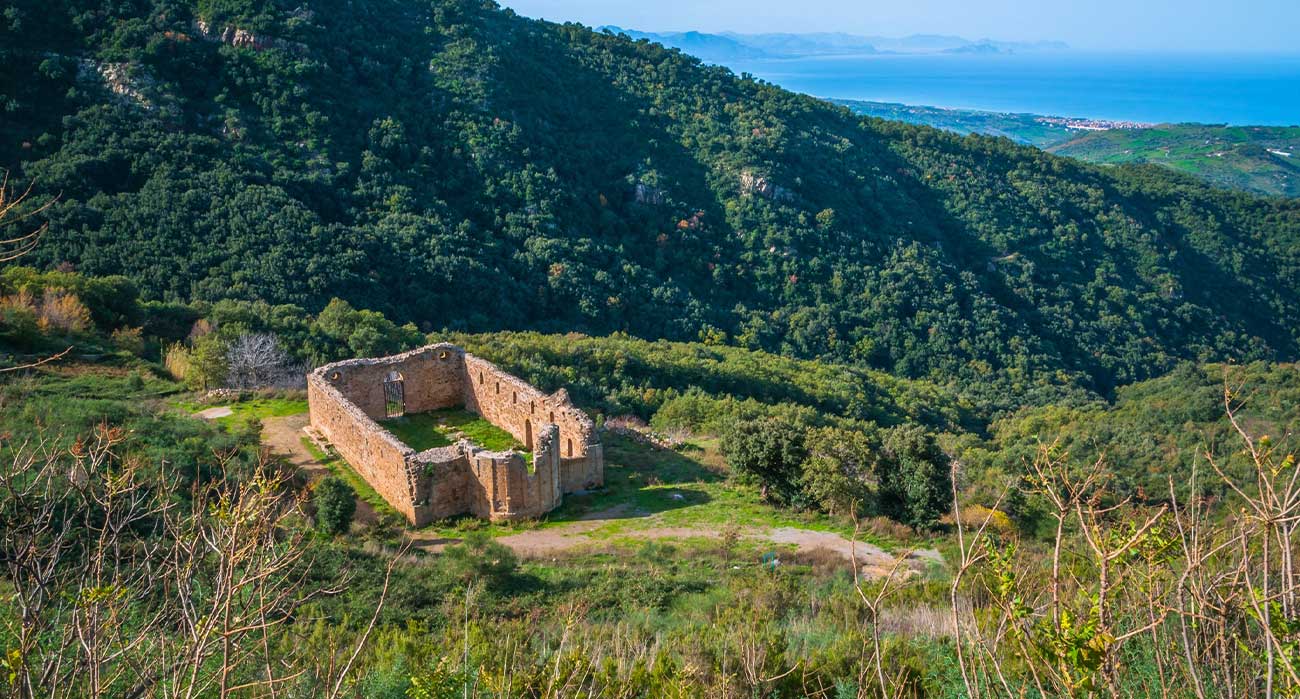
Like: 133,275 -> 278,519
2,0 -> 1299,414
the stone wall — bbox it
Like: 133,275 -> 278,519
307,368 -> 421,522
314,346 -> 463,419
462,354 -> 603,489
307,344 -> 601,525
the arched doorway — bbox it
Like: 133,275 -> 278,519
383,371 -> 405,418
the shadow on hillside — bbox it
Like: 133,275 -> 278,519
540,432 -> 720,523
554,485 -> 711,523
602,431 -> 724,483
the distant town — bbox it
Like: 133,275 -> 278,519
1034,116 -> 1152,131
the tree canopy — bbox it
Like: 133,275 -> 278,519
2,0 -> 1298,413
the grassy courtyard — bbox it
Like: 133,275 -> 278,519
383,408 -> 526,453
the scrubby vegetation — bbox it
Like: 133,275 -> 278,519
3,341 -> 1298,697
0,244 -> 1296,697
2,269 -> 1297,698
315,474 -> 358,534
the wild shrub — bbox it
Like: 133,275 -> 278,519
878,425 -> 952,530
0,293 -> 40,346
314,476 -> 357,536
802,426 -> 876,517
720,416 -> 810,506
111,326 -> 145,355
36,290 -> 92,333
186,334 -> 229,390
0,288 -> 92,338
163,342 -> 191,381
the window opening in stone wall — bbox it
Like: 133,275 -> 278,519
439,350 -> 449,360
478,371 -> 484,385
524,419 -> 533,449
530,402 -> 535,415
383,371 -> 405,418
566,438 -> 573,457
495,382 -> 500,395
549,411 -> 555,424
512,391 -> 517,405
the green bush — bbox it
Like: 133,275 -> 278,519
186,334 -> 229,391
313,476 -> 357,536
720,417 -> 810,507
877,426 -> 952,530
0,302 -> 40,348
801,427 -> 876,517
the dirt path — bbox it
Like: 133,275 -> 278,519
261,414 -> 329,476
493,504 -> 636,554
414,506 -> 941,577
260,414 -> 378,524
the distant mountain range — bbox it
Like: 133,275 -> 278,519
599,27 -> 1068,63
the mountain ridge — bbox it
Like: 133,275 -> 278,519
600,25 -> 1069,62
1,0 -> 1296,411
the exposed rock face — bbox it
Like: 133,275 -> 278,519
307,344 -> 604,526
632,182 -> 668,205
740,170 -> 794,202
77,60 -> 156,110
193,18 -> 307,54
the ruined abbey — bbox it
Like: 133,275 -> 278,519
306,344 -> 604,525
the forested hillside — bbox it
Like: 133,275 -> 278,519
3,0 -> 1300,410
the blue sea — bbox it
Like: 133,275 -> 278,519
724,52 -> 1300,126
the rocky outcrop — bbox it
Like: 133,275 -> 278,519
632,182 -> 668,205
740,170 -> 794,202
77,60 -> 157,110
193,19 -> 307,54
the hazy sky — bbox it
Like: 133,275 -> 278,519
499,0 -> 1299,52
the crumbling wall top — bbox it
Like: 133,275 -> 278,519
309,343 -> 464,382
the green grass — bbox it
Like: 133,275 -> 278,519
1050,125 -> 1300,197
175,395 -> 308,428
420,431 -> 911,553
383,409 -> 525,453
300,436 -> 402,520
563,433 -> 894,544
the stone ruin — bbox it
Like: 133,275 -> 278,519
306,344 -> 603,525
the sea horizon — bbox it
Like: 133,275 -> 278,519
722,50 -> 1300,126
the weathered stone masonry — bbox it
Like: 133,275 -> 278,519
307,344 -> 604,525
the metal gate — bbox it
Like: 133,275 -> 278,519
383,372 -> 405,418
